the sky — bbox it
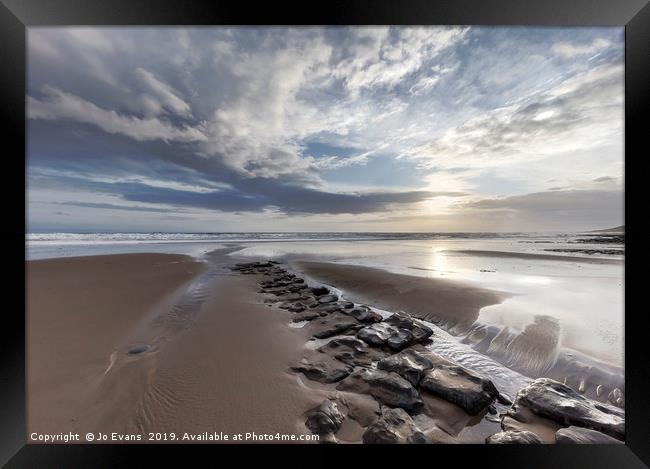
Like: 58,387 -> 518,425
27,26 -> 624,233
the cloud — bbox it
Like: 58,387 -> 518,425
28,86 -> 206,142
458,189 -> 623,229
56,201 -> 181,213
551,38 -> 611,58
401,61 -> 623,171
134,67 -> 192,117
26,27 -> 624,230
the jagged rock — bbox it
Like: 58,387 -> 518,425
292,311 -> 320,322
311,286 -> 330,296
497,392 -> 513,406
387,329 -> 415,351
357,313 -> 433,351
337,368 -> 424,413
357,322 -> 394,346
318,294 -> 339,304
385,312 -> 433,342
346,306 -> 383,323
290,357 -> 352,383
486,430 -> 543,444
362,408 -> 426,444
317,336 -> 386,367
377,349 -> 434,386
305,399 -> 347,435
419,364 -> 499,416
312,303 -> 342,314
511,378 -> 625,440
555,426 -> 624,444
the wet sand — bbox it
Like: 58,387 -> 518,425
446,249 -> 623,264
27,253 -> 323,441
294,261 -> 506,329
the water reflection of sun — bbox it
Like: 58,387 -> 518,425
428,246 -> 449,276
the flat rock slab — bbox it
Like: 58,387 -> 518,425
377,349 -> 434,386
317,336 -> 387,367
419,364 -> 499,416
555,426 -> 624,444
512,378 -> 625,441
486,430 -> 543,444
290,356 -> 353,383
337,368 -> 424,413
362,407 -> 426,444
310,313 -> 361,339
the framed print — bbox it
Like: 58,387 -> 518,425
1,0 -> 648,466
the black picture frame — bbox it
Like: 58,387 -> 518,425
1,0 -> 648,466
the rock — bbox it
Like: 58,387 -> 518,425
497,392 -> 513,406
317,336 -> 386,367
312,303 -> 342,314
419,364 -> 499,416
340,301 -> 354,309
290,357 -> 352,383
376,349 -> 433,386
512,378 -> 625,440
385,312 -> 434,342
346,306 -> 383,323
292,311 -> 320,322
555,426 -> 624,444
362,408 -> 426,444
318,294 -> 339,304
387,329 -> 415,351
313,320 -> 360,339
357,313 -> 433,350
357,322 -> 395,346
486,430 -> 543,444
337,368 -> 424,413
305,399 -> 347,435
311,286 -> 330,296
288,304 -> 306,313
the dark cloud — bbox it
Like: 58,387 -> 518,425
460,189 -> 623,229
56,202 -> 180,213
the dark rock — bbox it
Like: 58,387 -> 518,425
512,378 -> 625,440
311,286 -> 330,296
357,323 -> 394,346
292,311 -> 321,322
305,399 -> 347,435
555,426 -> 624,444
340,301 -> 354,309
385,312 -> 434,342
346,307 -> 383,323
497,392 -> 513,406
290,357 -> 352,383
486,430 -> 543,444
312,303 -> 342,314
313,320 -> 359,339
387,329 -> 415,351
337,368 -> 424,413
318,336 -> 386,367
362,408 -> 426,444
377,349 -> 433,386
318,294 -> 339,304
419,364 -> 499,416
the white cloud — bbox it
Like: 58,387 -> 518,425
28,86 -> 206,142
551,37 -> 611,58
134,67 -> 192,117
